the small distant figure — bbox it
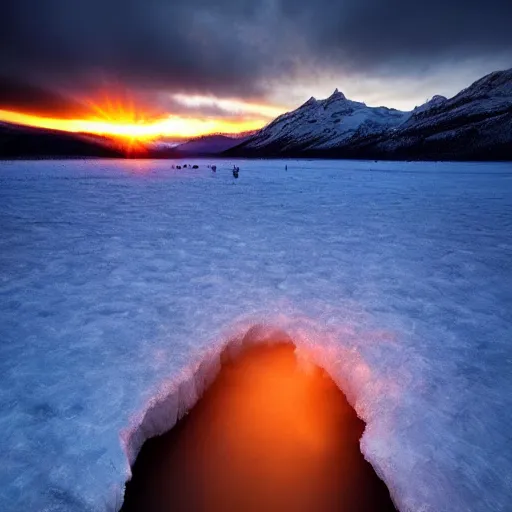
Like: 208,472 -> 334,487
177,165 -> 182,169
171,165 -> 175,169
233,165 -> 239,179
192,165 -> 199,169
183,164 -> 187,168
285,164 -> 288,171
211,165 -> 217,172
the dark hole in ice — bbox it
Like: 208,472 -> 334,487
121,337 -> 396,512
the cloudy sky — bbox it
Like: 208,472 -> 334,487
1,0 -> 511,137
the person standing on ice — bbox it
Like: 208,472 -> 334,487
233,165 -> 239,179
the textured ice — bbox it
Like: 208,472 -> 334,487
1,159 -> 511,512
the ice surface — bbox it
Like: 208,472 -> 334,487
0,159 -> 511,512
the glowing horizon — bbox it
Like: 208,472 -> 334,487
0,94 -> 287,142
0,109 -> 271,140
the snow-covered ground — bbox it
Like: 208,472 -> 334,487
1,159 -> 511,512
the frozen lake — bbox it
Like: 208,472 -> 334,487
1,159 -> 511,511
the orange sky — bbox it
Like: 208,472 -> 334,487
0,94 -> 286,142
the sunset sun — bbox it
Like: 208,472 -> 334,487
0,91 -> 281,149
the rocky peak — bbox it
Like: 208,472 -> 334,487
328,88 -> 346,101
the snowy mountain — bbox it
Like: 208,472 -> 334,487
367,68 -> 512,160
411,95 -> 447,116
228,68 -> 512,161
174,134 -> 250,155
230,89 -> 408,155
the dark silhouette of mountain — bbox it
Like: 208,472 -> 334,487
0,122 -> 233,159
0,122 -> 125,158
174,134 -> 251,155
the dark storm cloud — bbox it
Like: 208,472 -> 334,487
1,0 -> 511,113
0,77 -> 91,117
284,0 -> 512,70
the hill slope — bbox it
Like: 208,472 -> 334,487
0,122 -> 125,158
175,134 -> 250,155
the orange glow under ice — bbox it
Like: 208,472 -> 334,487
122,342 -> 396,512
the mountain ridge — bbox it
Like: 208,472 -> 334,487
0,122 -> 125,159
173,134 -> 251,156
227,68 -> 512,161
